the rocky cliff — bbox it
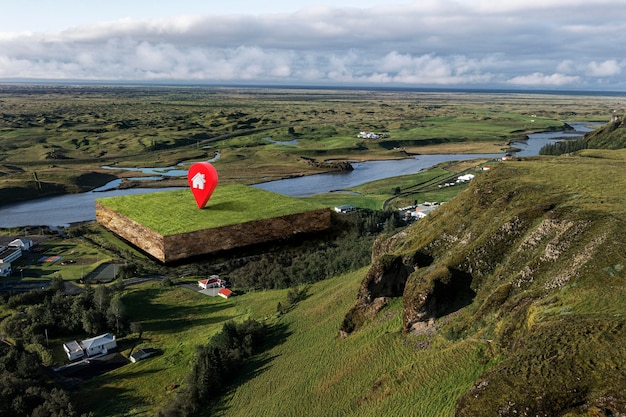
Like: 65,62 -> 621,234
340,152 -> 626,416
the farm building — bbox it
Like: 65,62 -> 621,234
130,348 -> 158,363
334,205 -> 356,214
63,333 -> 117,361
198,275 -> 223,289
218,288 -> 233,299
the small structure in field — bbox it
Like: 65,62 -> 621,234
130,348 -> 158,363
334,205 -> 356,214
218,287 -> 233,299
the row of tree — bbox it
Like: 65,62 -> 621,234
157,319 -> 267,417
224,209 -> 404,290
0,338 -> 93,417
539,138 -> 588,155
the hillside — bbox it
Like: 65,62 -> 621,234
583,115 -> 626,149
340,151 -> 626,416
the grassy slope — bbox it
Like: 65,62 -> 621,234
76,281 -> 290,416
74,270 -> 491,417
382,151 -> 626,415
216,271 -> 490,417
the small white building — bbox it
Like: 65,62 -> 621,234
457,174 -> 475,183
63,340 -> 84,361
334,205 -> 356,214
9,239 -> 33,251
198,275 -> 222,289
130,348 -> 157,363
0,262 -> 12,277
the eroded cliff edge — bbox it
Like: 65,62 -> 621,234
340,153 -> 626,417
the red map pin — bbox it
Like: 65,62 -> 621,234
187,162 -> 219,209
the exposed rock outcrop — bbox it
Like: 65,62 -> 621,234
339,154 -> 626,415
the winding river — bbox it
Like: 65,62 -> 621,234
0,123 -> 597,228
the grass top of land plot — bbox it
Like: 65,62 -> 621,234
97,184 -> 328,235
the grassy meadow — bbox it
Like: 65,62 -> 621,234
97,184 -> 328,235
74,269 -> 493,417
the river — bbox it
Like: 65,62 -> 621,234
0,123 -> 597,228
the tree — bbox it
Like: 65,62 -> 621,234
130,322 -> 143,339
107,296 -> 127,335
93,285 -> 110,315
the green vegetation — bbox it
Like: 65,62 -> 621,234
1,87 -> 626,417
540,114 -> 626,155
2,86 -> 622,206
342,150 -> 626,415
97,184 -> 328,235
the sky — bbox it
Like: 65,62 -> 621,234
1,0 -> 625,90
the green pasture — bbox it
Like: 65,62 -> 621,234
74,268 -> 494,417
74,280 -> 302,416
97,184 -> 329,236
9,237 -> 112,282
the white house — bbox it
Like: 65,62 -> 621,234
63,333 -> 117,361
0,262 -> 12,277
9,239 -> 33,251
411,211 -> 428,219
191,172 -> 206,190
81,333 -> 117,357
0,246 -> 22,265
198,275 -> 222,289
63,340 -> 84,361
457,174 -> 475,183
334,205 -> 356,214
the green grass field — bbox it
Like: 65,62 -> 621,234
74,268 -> 493,417
97,184 -> 328,235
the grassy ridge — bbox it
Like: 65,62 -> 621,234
369,150 -> 626,415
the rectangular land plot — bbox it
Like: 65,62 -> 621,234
95,184 -> 331,262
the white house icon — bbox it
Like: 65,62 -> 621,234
191,172 -> 206,190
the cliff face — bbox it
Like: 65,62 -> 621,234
340,154 -> 626,416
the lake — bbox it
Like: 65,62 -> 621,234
0,123 -> 596,228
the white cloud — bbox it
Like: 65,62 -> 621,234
507,72 -> 581,86
587,60 -> 622,77
0,1 -> 625,89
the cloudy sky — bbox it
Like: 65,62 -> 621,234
1,0 -> 625,90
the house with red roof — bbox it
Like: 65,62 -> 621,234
198,275 -> 222,289
218,288 -> 233,299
